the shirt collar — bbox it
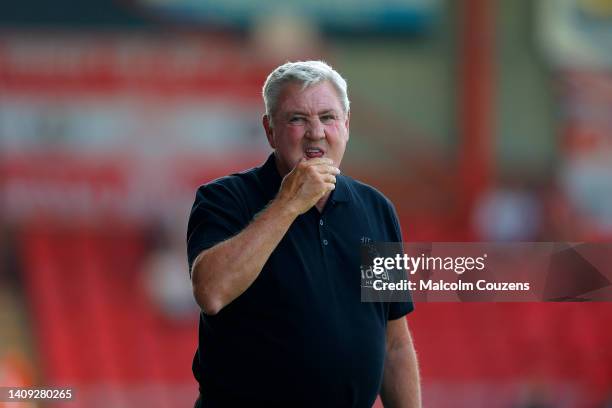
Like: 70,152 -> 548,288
331,173 -> 350,203
256,152 -> 351,204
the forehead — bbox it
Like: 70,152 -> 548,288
276,81 -> 344,114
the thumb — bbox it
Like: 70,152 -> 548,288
294,157 -> 307,168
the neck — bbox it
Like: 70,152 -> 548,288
273,154 -> 291,178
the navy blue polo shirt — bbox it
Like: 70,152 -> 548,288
187,153 -> 413,408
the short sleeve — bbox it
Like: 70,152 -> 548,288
386,200 -> 415,320
186,181 -> 248,275
388,301 -> 414,320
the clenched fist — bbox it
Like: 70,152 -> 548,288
276,158 -> 340,215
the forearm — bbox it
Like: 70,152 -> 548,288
191,198 -> 297,315
380,334 -> 421,407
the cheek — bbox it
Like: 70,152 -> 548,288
327,124 -> 348,144
280,128 -> 304,146
273,133 -> 302,159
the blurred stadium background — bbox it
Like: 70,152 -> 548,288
1,0 -> 612,407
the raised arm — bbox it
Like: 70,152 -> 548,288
190,158 -> 339,315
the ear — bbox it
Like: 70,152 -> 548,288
263,114 -> 275,149
344,111 -> 351,139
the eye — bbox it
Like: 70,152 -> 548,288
320,114 -> 336,124
289,116 -> 306,124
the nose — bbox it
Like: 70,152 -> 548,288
306,118 -> 325,140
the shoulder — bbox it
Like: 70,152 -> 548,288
342,175 -> 396,211
194,167 -> 260,203
341,175 -> 403,240
189,167 -> 265,228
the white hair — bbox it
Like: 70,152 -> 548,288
262,60 -> 350,126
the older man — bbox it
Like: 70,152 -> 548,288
188,61 -> 420,407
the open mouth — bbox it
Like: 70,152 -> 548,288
304,147 -> 325,159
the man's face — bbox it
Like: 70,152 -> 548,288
263,80 -> 350,177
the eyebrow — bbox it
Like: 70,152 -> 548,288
287,109 -> 338,116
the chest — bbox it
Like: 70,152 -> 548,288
257,205 -> 390,307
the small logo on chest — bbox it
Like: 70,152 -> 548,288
360,236 -> 372,244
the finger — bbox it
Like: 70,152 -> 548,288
289,158 -> 306,173
303,157 -> 333,166
313,165 -> 340,175
294,157 -> 308,168
322,174 -> 336,184
324,183 -> 336,191
328,166 -> 340,175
